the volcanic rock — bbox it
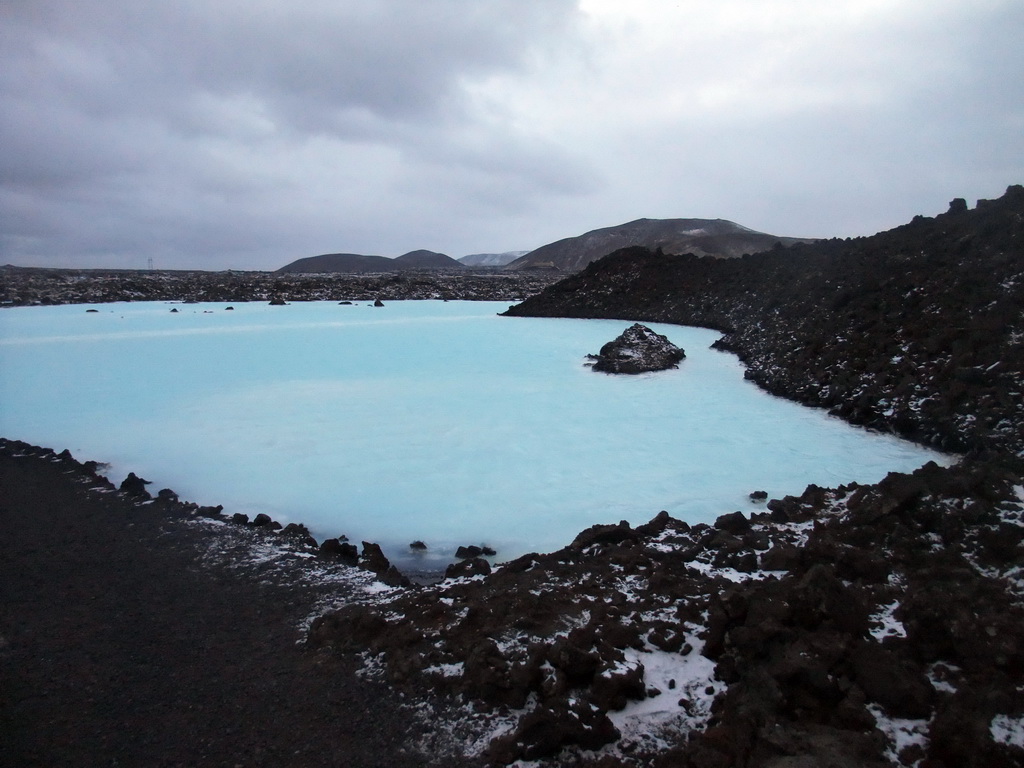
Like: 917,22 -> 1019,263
119,472 -> 151,499
444,557 -> 491,579
587,323 -> 685,374
455,544 -> 493,559
318,537 -> 358,564
358,541 -> 391,574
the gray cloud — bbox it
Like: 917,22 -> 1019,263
1,0 -> 1022,269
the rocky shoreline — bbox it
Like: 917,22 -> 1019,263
0,437 -> 476,768
305,189 -> 1023,765
4,436 -> 1021,766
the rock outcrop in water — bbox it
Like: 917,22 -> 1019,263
587,323 -> 685,374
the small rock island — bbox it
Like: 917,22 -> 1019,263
586,322 -> 685,374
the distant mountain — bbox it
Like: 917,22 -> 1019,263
276,253 -> 393,274
458,251 -> 528,267
394,250 -> 464,269
276,250 -> 463,274
506,218 -> 815,272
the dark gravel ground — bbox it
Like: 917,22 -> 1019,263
0,443 -> 466,768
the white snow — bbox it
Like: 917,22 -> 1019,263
991,714 -> 1024,748
606,631 -> 719,753
0,300 -> 948,564
423,662 -> 465,678
925,662 -> 960,694
869,601 -> 908,640
868,704 -> 930,765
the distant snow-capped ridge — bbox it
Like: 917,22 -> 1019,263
458,251 -> 528,267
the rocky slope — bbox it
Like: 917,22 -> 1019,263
506,218 -> 815,273
310,459 -> 1024,767
506,186 -> 1024,457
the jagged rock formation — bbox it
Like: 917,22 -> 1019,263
506,218 -> 815,273
587,323 -> 685,374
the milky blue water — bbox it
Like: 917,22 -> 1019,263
0,300 -> 949,567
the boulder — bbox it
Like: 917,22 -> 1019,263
445,557 -> 491,579
850,642 -> 934,719
119,472 -> 151,499
571,520 -> 639,549
318,538 -> 359,564
454,548 -> 493,561
280,523 -> 318,549
359,541 -> 392,574
587,323 -> 685,374
487,702 -> 620,764
715,510 -> 751,534
156,488 -> 178,502
590,659 -> 646,711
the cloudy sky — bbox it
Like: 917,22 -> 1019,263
2,0 -> 1022,270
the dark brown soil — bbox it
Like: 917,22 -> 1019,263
0,444 -> 463,768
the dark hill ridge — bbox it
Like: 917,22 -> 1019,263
507,217 -> 816,272
275,252 -> 392,273
393,249 -> 464,269
276,249 -> 463,274
506,186 -> 1024,457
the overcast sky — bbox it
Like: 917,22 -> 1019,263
3,0 -> 1022,270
